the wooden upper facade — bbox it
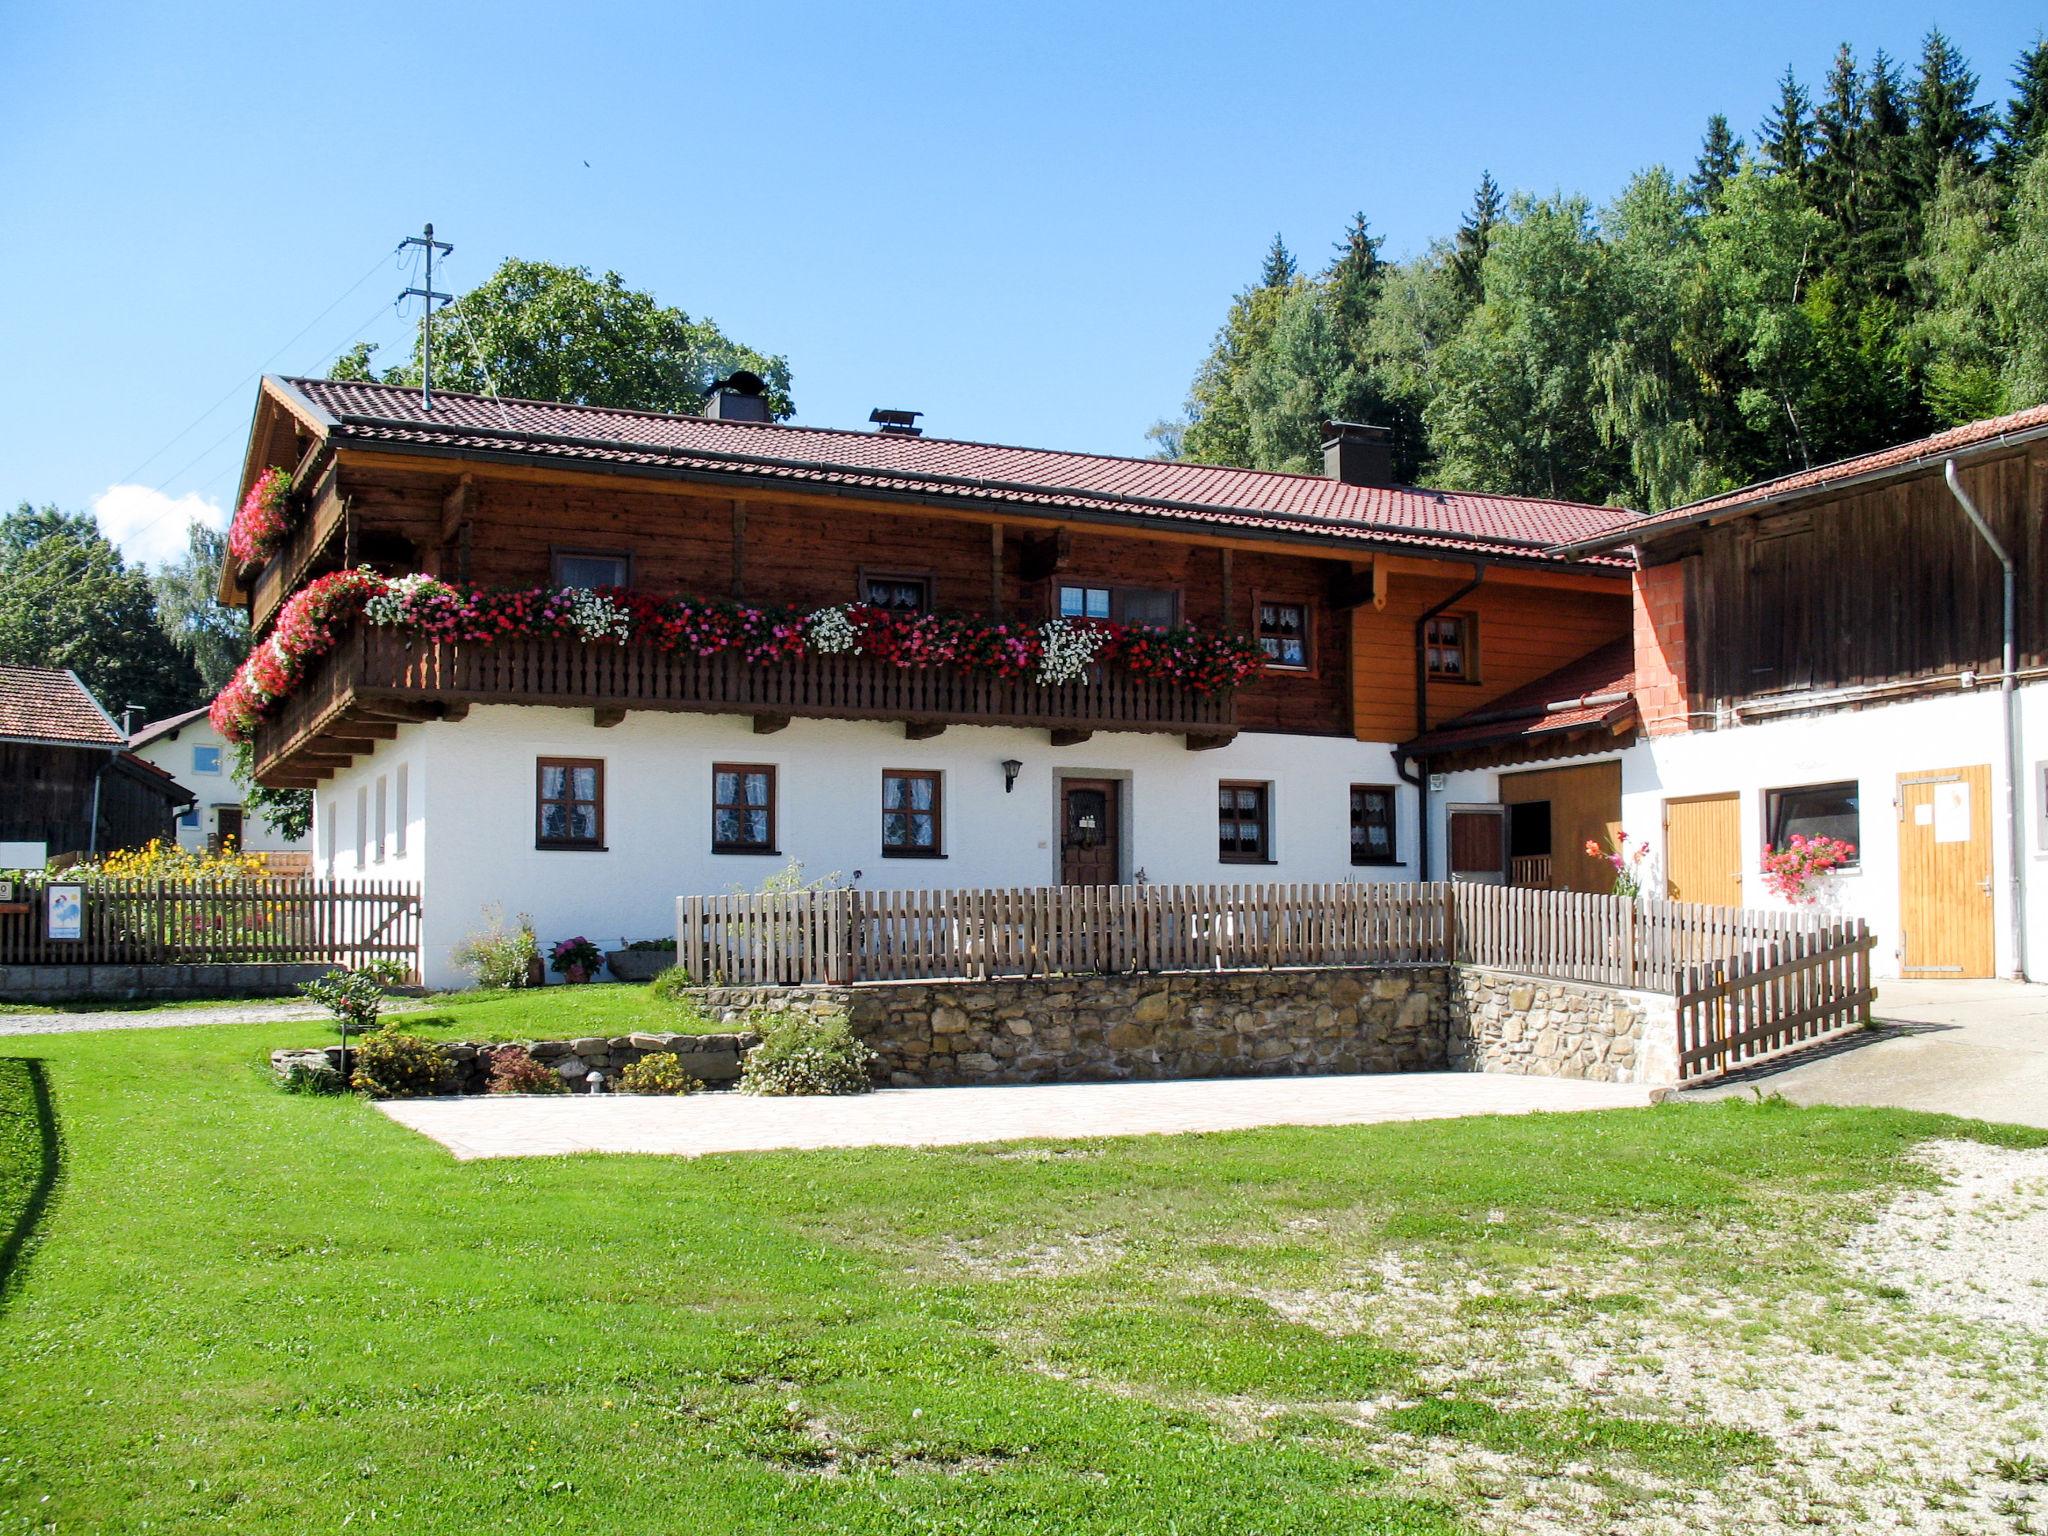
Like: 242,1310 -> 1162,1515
227,377 -> 1634,787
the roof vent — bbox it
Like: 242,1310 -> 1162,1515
1321,420 -> 1395,488
703,370 -> 771,423
870,408 -> 924,438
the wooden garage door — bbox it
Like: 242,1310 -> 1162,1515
1664,792 -> 1742,907
1898,764 -> 1994,977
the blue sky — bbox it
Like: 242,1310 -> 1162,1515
2,1 -> 2039,567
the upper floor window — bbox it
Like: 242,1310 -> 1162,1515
192,745 -> 222,775
1766,781 -> 1859,859
552,550 -> 630,589
1219,781 -> 1271,862
1350,785 -> 1397,865
712,764 -> 777,853
862,573 -> 932,613
1425,614 -> 1475,681
882,769 -> 942,856
1255,598 -> 1312,670
536,758 -> 605,850
1058,585 -> 1179,627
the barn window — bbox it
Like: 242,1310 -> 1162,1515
1765,781 -> 1859,858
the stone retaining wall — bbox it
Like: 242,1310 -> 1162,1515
272,1030 -> 757,1093
689,967 -> 1449,1086
1448,969 -> 1678,1085
2,962 -> 336,1005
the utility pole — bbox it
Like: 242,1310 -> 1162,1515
398,223 -> 453,410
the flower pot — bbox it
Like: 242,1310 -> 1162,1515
606,947 -> 675,983
524,955 -> 545,988
564,964 -> 589,985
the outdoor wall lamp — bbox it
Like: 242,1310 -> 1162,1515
1001,758 -> 1023,793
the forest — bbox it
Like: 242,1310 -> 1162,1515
1157,29 -> 2048,511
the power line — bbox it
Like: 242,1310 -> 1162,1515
112,246 -> 406,487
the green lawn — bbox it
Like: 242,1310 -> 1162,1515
0,1019 -> 2039,1533
391,981 -> 736,1042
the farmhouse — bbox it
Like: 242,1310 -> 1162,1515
0,665 -> 192,864
217,377 -> 1639,987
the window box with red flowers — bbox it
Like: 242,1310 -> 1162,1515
227,467 -> 295,573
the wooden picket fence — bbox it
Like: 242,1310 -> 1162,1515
0,876 -> 422,977
1674,920 -> 1876,1083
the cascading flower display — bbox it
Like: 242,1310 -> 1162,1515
227,467 -> 294,570
1760,833 -> 1857,905
209,571 -> 1268,743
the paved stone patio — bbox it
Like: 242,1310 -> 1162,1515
377,1072 -> 1658,1160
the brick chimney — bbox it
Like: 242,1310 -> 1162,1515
1321,421 -> 1395,487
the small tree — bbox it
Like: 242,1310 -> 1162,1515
299,966 -> 384,1078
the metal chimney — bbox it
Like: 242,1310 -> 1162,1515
703,370 -> 771,422
1321,421 -> 1395,487
870,408 -> 923,438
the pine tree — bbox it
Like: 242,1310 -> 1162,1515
1687,114 -> 1744,213
1908,29 -> 1993,196
1810,44 -> 1866,244
1325,211 -> 1385,336
1758,66 -> 1817,183
1259,233 -> 1297,288
1994,37 -> 2048,176
1854,48 -> 1917,296
1451,171 -> 1504,303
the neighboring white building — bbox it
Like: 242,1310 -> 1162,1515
127,706 -> 312,861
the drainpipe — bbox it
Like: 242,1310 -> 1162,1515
1943,458 -> 2026,979
1395,561 -> 1487,880
86,745 -> 122,856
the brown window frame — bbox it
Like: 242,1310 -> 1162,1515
1424,612 -> 1479,683
1054,583 -> 1182,627
1252,592 -> 1317,674
1349,783 -> 1399,866
535,757 -> 606,851
858,569 -> 934,613
550,547 -> 633,589
1218,780 -> 1273,864
711,763 -> 779,855
881,768 -> 944,858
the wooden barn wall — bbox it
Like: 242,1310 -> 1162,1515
1348,574 -> 1632,741
0,745 -> 177,856
1681,446 -> 2048,708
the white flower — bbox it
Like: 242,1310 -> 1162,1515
1037,619 -> 1105,686
364,572 -> 452,627
559,587 -> 632,642
805,605 -> 862,655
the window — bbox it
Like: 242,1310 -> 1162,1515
1349,785 -> 1397,865
861,573 -> 931,612
1255,598 -> 1313,670
1058,585 -> 1179,627
394,765 -> 409,858
1766,781 -> 1859,858
373,776 -> 388,863
536,758 -> 605,850
177,805 -> 199,830
192,745 -> 222,775
712,764 -> 777,853
354,787 -> 368,870
881,770 -> 942,856
551,550 -> 630,589
1219,781 -> 1271,862
1425,614 -> 1475,681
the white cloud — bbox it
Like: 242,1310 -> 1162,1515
91,484 -> 229,570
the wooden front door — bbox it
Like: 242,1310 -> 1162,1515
1059,778 -> 1119,886
1898,764 -> 1995,977
1664,792 -> 1742,907
213,806 -> 244,853
1447,805 -> 1506,883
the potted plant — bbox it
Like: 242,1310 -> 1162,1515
1761,834 -> 1856,905
550,935 -> 605,984
605,937 -> 677,983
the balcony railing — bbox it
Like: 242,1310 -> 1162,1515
254,626 -> 1239,784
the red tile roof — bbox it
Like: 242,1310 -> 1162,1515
126,704 -> 208,750
279,377 -> 1639,565
1401,639 -> 1636,758
0,666 -> 124,746
1557,403 -> 2048,554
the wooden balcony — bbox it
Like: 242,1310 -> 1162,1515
253,628 -> 1240,786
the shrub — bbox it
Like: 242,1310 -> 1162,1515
619,938 -> 677,953
618,1052 -> 703,1096
452,904 -> 541,989
299,967 -> 384,1038
737,1009 -> 876,1097
648,964 -> 696,1002
550,934 -> 605,981
483,1045 -> 568,1095
348,1028 -> 456,1099
278,1061 -> 345,1096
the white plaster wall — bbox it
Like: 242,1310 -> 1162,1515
1616,684 -> 2046,981
132,717 -> 313,854
318,707 -> 1424,990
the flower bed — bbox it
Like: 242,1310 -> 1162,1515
211,570 -> 1266,742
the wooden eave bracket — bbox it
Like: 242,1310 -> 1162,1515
1049,728 -> 1092,748
1325,563 -> 1376,611
904,721 -> 946,741
752,713 -> 791,735
1019,529 -> 1072,582
593,707 -> 627,729
1184,732 -> 1235,752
